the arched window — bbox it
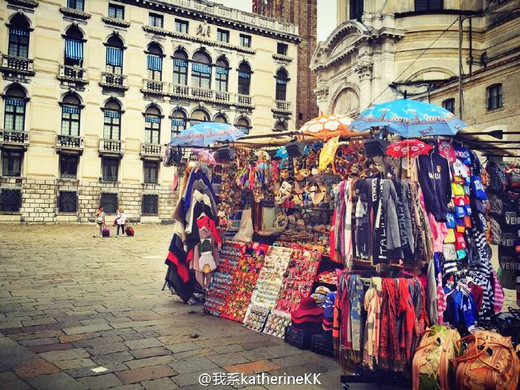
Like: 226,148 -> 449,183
236,117 -> 251,135
191,50 -> 212,89
213,113 -> 227,123
350,0 -> 363,21
144,105 -> 161,144
238,62 -> 251,95
273,120 -> 287,132
172,49 -> 188,85
146,43 -> 163,81
64,26 -> 84,67
415,0 -> 443,12
61,93 -> 82,136
8,14 -> 30,59
106,35 -> 124,74
3,84 -> 27,132
103,99 -> 122,140
171,108 -> 186,136
215,57 -> 229,92
275,68 -> 289,101
190,109 -> 209,126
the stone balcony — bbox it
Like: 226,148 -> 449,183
99,139 -> 124,157
141,79 -> 169,96
170,84 -> 254,108
0,54 -> 35,77
236,94 -> 254,108
272,100 -> 292,114
140,143 -> 162,160
0,130 -> 30,150
57,65 -> 88,85
55,134 -> 84,154
100,72 -> 128,91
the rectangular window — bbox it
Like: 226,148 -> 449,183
61,105 -> 81,136
0,189 -> 22,212
4,98 -> 26,132
102,158 -> 119,182
60,154 -> 78,179
175,19 -> 189,34
173,59 -> 188,85
191,65 -> 212,89
142,194 -> 159,215
67,0 -> 84,11
144,161 -> 159,184
239,34 -> 251,48
215,68 -> 228,92
487,84 -> 503,111
144,116 -> 161,144
415,0 -> 443,11
100,192 -> 118,214
103,110 -> 121,140
147,55 -> 162,81
217,29 -> 230,43
171,117 -> 186,136
106,47 -> 123,74
149,13 -> 164,28
8,28 -> 29,58
350,0 -> 364,21
58,191 -> 78,213
277,43 -> 288,55
108,4 -> 124,19
238,73 -> 251,95
2,150 -> 22,177
442,98 -> 455,114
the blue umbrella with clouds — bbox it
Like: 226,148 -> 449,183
351,99 -> 468,138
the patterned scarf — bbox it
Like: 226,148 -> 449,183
379,278 -> 399,370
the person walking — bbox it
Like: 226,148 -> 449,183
116,208 -> 127,237
95,207 -> 105,238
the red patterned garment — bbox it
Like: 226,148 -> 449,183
379,278 -> 399,370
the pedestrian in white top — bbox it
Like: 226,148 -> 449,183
116,208 -> 127,237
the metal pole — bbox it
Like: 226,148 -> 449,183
458,15 -> 464,120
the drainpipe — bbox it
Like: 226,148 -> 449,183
469,18 -> 473,74
458,15 -> 464,120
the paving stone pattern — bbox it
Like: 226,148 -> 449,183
0,225 -> 341,389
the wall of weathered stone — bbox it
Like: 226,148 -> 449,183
0,177 -> 177,224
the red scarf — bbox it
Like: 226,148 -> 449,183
379,278 -> 399,369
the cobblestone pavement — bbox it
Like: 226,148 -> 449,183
0,225 -> 343,390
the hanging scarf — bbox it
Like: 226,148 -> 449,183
379,278 -> 399,370
363,277 -> 382,369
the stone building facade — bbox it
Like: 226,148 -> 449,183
253,0 -> 318,129
0,0 -> 300,223
311,0 -> 520,143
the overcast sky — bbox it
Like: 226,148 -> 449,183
215,0 -> 337,42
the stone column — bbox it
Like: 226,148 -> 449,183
355,60 -> 373,110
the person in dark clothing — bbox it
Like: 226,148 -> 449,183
418,148 -> 452,222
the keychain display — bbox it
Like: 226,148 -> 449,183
263,310 -> 292,337
249,246 -> 293,309
274,248 -> 322,313
243,305 -> 271,332
219,243 -> 267,322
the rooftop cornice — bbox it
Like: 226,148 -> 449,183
117,0 -> 301,43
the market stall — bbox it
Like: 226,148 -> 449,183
164,102 -> 520,388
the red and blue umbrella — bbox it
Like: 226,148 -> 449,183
351,99 -> 468,138
170,122 -> 244,147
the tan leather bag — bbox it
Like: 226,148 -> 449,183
412,325 -> 461,390
452,330 -> 520,390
